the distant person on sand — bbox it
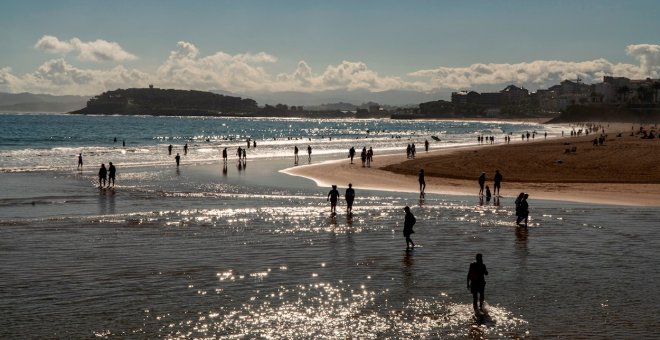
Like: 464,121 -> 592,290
418,169 -> 426,197
345,183 -> 355,213
361,147 -> 367,167
294,146 -> 299,164
222,147 -> 227,163
367,147 -> 373,167
478,172 -> 486,196
485,185 -> 491,201
403,206 -> 416,250
425,139 -> 429,152
237,146 -> 242,161
253,140 -> 256,148
467,253 -> 489,312
349,147 -> 355,164
327,185 -> 340,213
108,162 -> 116,187
77,153 -> 83,170
184,143 -> 188,155
175,153 -> 180,167
307,145 -> 312,161
242,148 -> 246,161
98,164 -> 107,187
493,170 -> 502,196
168,144 -> 173,155
516,194 -> 529,228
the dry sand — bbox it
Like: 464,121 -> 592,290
283,125 -> 660,207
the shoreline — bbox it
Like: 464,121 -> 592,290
283,129 -> 660,207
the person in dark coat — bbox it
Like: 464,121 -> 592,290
467,253 -> 489,312
403,206 -> 416,249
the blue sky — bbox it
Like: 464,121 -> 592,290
1,0 -> 659,96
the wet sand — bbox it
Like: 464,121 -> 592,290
283,129 -> 660,207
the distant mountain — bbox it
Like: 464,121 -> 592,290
243,89 -> 450,107
0,92 -> 89,113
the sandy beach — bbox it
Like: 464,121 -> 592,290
283,126 -> 660,207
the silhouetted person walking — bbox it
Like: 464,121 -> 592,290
107,162 -> 116,187
98,164 -> 107,188
242,148 -> 246,161
168,144 -> 173,155
307,145 -> 312,161
467,253 -> 488,313
222,147 -> 227,163
175,153 -> 180,167
294,146 -> 299,164
77,153 -> 83,170
403,206 -> 416,250
418,169 -> 426,197
345,183 -> 355,213
516,193 -> 529,228
327,185 -> 339,213
478,172 -> 486,196
493,170 -> 502,196
349,147 -> 355,164
184,143 -> 188,155
425,139 -> 429,152
361,147 -> 367,167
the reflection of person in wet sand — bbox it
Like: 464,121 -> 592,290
107,162 -> 116,187
418,169 -> 426,197
403,206 -> 416,250
98,164 -> 107,187
467,253 -> 488,313
222,163 -> 227,176
327,185 -> 339,213
345,183 -> 355,213
77,153 -> 83,170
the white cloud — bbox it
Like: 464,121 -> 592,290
35,35 -> 137,62
0,59 -> 149,95
409,56 -> 658,91
626,43 -> 660,75
3,41 -> 659,96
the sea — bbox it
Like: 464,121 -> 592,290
1,113 -> 658,338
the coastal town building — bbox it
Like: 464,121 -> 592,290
449,76 -> 660,116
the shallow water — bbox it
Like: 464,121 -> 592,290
1,114 -> 658,338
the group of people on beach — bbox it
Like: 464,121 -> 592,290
97,162 -> 116,188
327,183 -> 355,214
478,170 -> 502,200
77,153 -> 117,188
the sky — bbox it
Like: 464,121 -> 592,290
1,0 -> 659,98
